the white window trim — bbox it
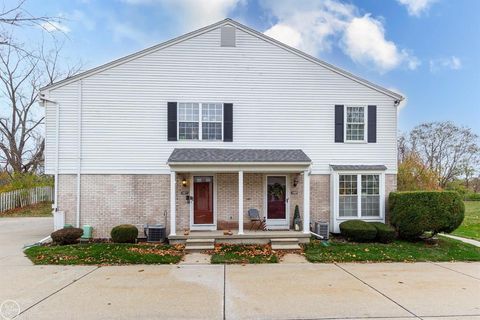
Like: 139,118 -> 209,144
344,105 -> 368,143
177,102 -> 224,141
332,171 -> 385,221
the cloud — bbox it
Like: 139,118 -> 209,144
122,0 -> 245,30
429,56 -> 462,73
342,15 -> 419,73
397,0 -> 437,16
68,10 -> 96,31
40,21 -> 71,33
261,0 -> 418,73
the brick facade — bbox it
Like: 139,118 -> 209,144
58,174 -> 170,238
57,172 -> 396,238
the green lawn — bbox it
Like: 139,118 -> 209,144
0,201 -> 52,217
304,237 -> 480,263
451,201 -> 480,241
24,243 -> 184,265
211,244 -> 279,264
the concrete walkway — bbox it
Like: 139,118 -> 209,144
1,217 -> 479,320
442,233 -> 480,247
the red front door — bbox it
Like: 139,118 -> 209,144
193,176 -> 214,224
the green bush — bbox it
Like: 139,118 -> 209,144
51,228 -> 83,245
464,192 -> 480,201
369,222 -> 396,243
111,224 -> 138,243
389,191 -> 465,240
339,220 -> 377,242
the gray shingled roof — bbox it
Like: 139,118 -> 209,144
330,165 -> 387,171
168,148 -> 311,163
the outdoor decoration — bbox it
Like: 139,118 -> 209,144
293,205 -> 302,231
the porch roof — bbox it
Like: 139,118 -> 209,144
168,148 -> 311,164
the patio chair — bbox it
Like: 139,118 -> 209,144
248,208 -> 266,231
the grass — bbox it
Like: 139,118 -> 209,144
24,243 -> 184,265
451,201 -> 480,241
304,237 -> 480,263
210,244 -> 279,264
0,201 -> 52,217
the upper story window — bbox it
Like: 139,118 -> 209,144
178,103 -> 223,140
345,106 -> 366,141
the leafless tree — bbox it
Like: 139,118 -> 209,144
408,121 -> 480,188
1,0 -> 60,49
0,42 -> 81,174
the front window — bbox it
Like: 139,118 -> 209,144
338,174 -> 380,217
346,106 -> 365,141
178,103 -> 223,140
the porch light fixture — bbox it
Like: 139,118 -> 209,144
182,177 -> 188,187
293,176 -> 299,187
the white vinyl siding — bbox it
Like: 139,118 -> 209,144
43,26 -> 398,175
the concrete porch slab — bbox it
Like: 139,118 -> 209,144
339,262 -> 480,317
19,265 -> 224,320
224,264 -> 413,320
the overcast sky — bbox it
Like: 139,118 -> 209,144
17,0 -> 480,134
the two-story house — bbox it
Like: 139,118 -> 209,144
40,19 -> 402,242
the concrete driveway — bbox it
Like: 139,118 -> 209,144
0,217 -> 479,320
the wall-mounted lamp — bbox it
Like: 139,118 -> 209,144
182,177 -> 188,187
293,176 -> 299,188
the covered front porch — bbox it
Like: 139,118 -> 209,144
167,148 -> 312,241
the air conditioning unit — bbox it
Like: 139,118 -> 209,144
144,224 -> 166,242
313,221 -> 329,240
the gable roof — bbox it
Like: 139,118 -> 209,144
40,18 -> 404,101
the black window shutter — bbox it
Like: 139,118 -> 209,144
167,102 -> 177,141
368,105 -> 377,143
334,105 -> 344,143
223,103 -> 233,142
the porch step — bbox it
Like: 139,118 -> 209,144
185,238 -> 215,252
270,238 -> 301,250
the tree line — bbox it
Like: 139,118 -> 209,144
398,121 -> 480,195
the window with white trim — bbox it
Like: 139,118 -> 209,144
346,106 -> 365,141
338,174 -> 380,217
178,103 -> 223,140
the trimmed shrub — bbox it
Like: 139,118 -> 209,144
51,227 -> 83,245
339,220 -> 377,242
369,222 -> 396,243
389,191 -> 465,240
111,224 -> 138,243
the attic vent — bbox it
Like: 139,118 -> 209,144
221,26 -> 236,47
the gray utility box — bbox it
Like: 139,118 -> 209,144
144,224 -> 166,242
313,221 -> 329,240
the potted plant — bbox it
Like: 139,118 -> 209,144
293,205 -> 302,231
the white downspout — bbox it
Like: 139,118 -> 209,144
76,81 -> 83,228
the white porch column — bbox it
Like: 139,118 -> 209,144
238,170 -> 244,235
170,171 -> 176,236
303,169 -> 310,234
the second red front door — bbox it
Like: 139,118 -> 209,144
193,176 -> 214,224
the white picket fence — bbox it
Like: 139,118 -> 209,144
0,186 -> 53,212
